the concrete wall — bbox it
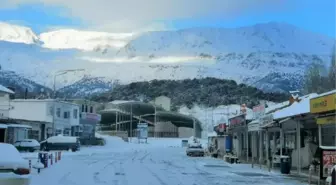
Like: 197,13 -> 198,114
9,99 -> 80,137
178,127 -> 193,138
154,121 -> 177,132
0,92 -> 10,118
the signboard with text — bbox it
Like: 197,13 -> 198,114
137,123 -> 148,140
317,116 -> 336,125
310,93 -> 336,114
321,150 -> 336,178
228,114 -> 246,129
253,104 -> 265,119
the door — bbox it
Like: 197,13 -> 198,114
40,124 -> 46,141
0,129 -> 5,142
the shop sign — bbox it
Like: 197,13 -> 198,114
317,116 -> 336,125
260,114 -> 273,127
253,104 -> 265,119
228,114 -> 245,129
310,93 -> 336,114
81,112 -> 101,121
322,150 -> 336,178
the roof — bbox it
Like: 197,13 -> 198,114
0,85 -> 14,94
311,89 -> 336,100
273,93 -> 318,120
100,101 -> 202,130
11,99 -> 80,106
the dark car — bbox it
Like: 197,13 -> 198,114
40,135 -> 80,152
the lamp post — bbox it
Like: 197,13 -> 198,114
52,69 -> 85,136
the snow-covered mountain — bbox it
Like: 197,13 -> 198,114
0,21 -> 334,96
0,70 -> 52,97
0,22 -> 39,44
58,76 -> 116,98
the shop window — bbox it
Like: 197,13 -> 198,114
321,124 -> 336,147
81,104 -> 85,112
85,105 -> 88,112
90,106 -> 93,113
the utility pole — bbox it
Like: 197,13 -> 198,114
130,103 -> 133,141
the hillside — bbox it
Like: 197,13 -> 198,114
92,77 -> 289,110
0,70 -> 52,98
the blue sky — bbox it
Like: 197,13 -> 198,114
0,0 -> 335,37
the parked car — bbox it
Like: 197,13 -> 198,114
14,139 -> 40,152
186,144 -> 205,157
0,143 -> 30,185
40,135 -> 80,152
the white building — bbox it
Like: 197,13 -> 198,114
0,85 -> 14,142
9,99 -> 80,141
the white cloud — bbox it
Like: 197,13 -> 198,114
2,0 -> 291,32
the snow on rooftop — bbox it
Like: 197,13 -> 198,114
313,89 -> 336,98
273,93 -> 318,120
0,84 -> 14,94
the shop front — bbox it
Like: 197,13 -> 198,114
228,114 -> 248,160
310,91 -> 336,180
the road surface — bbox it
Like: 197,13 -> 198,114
29,137 -> 306,185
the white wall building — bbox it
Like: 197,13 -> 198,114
9,99 -> 80,140
0,85 -> 14,143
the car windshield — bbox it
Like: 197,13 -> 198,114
1,1 -> 335,185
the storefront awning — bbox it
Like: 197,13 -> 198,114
248,119 -> 260,132
0,124 -> 7,129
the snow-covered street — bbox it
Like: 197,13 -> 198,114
29,136 -> 307,185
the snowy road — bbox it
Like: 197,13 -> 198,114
29,137 -> 307,185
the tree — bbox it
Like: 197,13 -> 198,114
327,47 -> 336,89
304,62 -> 324,93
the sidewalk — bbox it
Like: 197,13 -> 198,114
238,157 -> 325,185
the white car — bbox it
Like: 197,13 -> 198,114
14,139 -> 40,152
186,144 -> 205,157
0,143 -> 30,185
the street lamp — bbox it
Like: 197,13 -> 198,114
52,69 -> 85,136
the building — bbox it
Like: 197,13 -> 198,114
66,99 -> 101,140
8,99 -> 80,141
0,85 -> 14,142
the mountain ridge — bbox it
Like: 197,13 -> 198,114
0,21 -> 334,95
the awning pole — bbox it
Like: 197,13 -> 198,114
297,120 -> 301,174
318,125 -> 322,147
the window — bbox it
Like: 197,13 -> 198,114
81,104 -> 85,112
48,106 -> 53,115
73,109 -> 78,119
56,108 -> 61,117
90,106 -> 93,113
63,111 -> 70,119
85,105 -> 88,112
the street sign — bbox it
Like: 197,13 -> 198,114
137,123 -> 148,142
